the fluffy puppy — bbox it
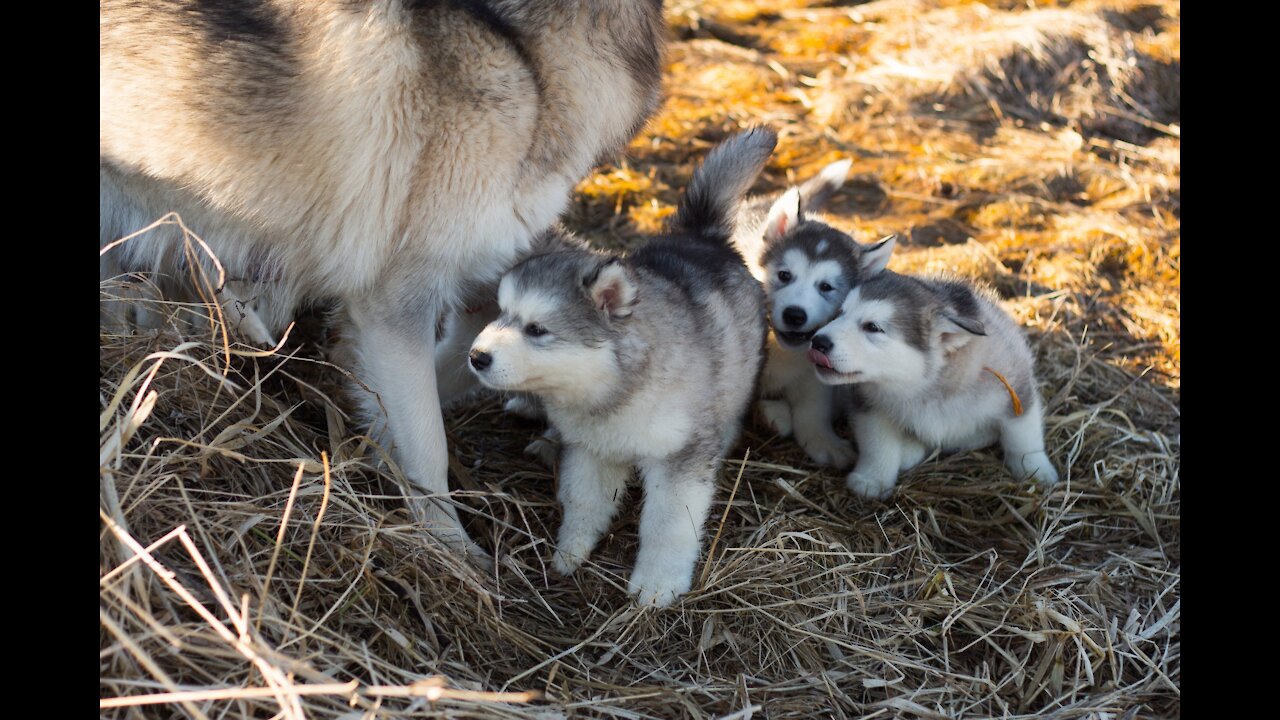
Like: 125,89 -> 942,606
469,128 -> 775,605
809,271 -> 1059,499
732,165 -> 895,468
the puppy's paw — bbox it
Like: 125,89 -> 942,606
523,435 -> 560,468
846,470 -> 896,501
1011,451 -> 1059,487
551,548 -> 585,576
551,532 -> 595,575
504,395 -> 545,420
760,399 -> 793,437
800,433 -> 857,469
627,564 -> 690,608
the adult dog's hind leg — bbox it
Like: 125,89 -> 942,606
342,295 -> 489,566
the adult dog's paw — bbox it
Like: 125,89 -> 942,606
551,533 -> 594,576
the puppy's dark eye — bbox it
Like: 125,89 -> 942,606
862,321 -> 884,334
778,270 -> 793,283
524,323 -> 548,337
818,282 -> 834,292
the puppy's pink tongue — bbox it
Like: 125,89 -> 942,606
807,348 -> 833,369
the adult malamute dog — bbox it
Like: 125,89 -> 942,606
100,1 -> 666,559
732,165 -> 895,468
468,128 -> 775,606
808,272 -> 1060,499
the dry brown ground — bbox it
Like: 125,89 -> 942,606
101,1 -> 1179,717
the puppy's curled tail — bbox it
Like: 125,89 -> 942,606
797,157 -> 853,214
672,126 -> 777,244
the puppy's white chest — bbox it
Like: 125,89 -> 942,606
892,392 -> 1002,451
762,337 -> 812,393
555,397 -> 692,462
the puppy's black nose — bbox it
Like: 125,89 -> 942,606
469,349 -> 493,371
810,334 -> 833,354
782,306 -> 807,328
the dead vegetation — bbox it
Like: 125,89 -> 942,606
101,1 -> 1179,717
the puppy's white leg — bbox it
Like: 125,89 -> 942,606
759,398 -> 793,437
789,374 -> 856,469
1000,401 -> 1059,486
343,299 -> 488,565
552,447 -> 628,575
898,434 -> 930,473
758,343 -> 794,437
629,457 -> 716,607
846,409 -> 907,500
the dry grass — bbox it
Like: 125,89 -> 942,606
101,1 -> 1179,717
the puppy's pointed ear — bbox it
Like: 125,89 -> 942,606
764,187 -> 804,243
937,312 -> 986,353
859,234 -> 897,275
585,258 -> 637,319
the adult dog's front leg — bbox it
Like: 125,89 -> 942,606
343,297 -> 488,565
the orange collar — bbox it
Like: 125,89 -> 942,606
984,366 -> 1024,416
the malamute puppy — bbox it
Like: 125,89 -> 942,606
807,272 -> 1060,499
468,128 -> 775,606
432,227 -> 581,467
732,165 -> 895,468
100,1 -> 666,559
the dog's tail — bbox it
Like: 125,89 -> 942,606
672,126 -> 777,244
796,158 -> 852,214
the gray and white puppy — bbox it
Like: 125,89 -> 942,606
469,128 -> 775,606
432,226 -> 582,466
732,166 -> 895,468
807,271 -> 1059,499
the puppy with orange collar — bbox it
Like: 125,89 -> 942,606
808,271 -> 1059,499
